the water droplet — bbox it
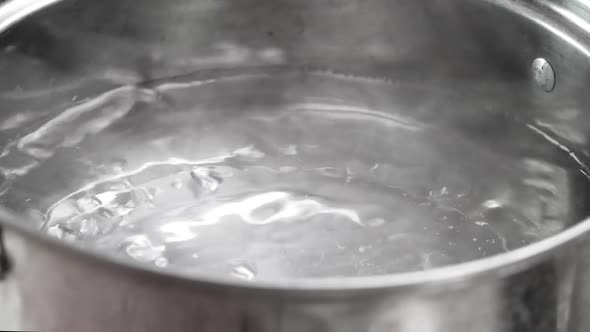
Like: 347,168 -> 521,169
229,261 -> 257,281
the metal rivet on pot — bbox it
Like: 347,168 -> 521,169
531,58 -> 555,92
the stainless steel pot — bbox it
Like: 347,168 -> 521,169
2,0 -> 590,331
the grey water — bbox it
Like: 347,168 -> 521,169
0,67 -> 587,281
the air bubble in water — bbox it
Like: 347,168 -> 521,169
191,167 -> 223,192
95,190 -> 137,217
154,257 -> 169,268
47,224 -> 66,239
48,201 -> 79,222
46,224 -> 76,241
76,196 -> 102,212
124,235 -> 165,262
79,218 -> 99,237
229,261 -> 257,281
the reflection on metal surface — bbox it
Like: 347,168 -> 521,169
0,227 -> 10,280
0,0 -> 62,33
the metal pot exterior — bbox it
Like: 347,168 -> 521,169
1,227 -> 583,332
1,0 -> 590,331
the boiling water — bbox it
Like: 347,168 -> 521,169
1,68 -> 587,281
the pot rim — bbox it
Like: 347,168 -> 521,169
1,0 -> 590,293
